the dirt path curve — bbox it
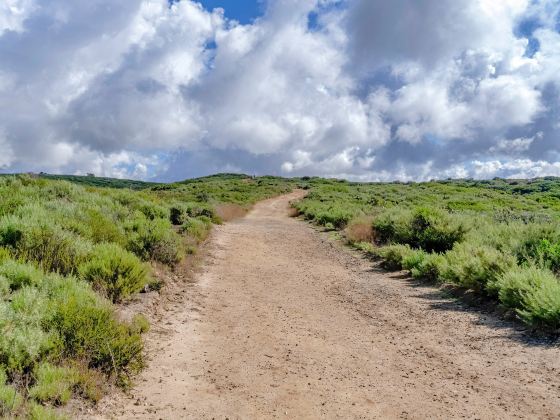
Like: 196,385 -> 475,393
95,191 -> 560,419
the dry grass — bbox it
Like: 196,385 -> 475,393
287,206 -> 300,217
215,203 -> 247,222
344,216 -> 374,243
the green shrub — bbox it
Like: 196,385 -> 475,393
82,210 -> 126,245
20,223 -> 87,274
169,205 -> 187,225
0,215 -> 24,248
442,243 -> 516,293
378,245 -> 414,271
137,203 -> 168,221
0,369 -> 23,416
169,202 -> 214,226
126,217 -> 183,264
411,253 -> 447,282
131,314 -> 150,334
28,402 -> 67,420
530,239 -> 560,274
352,241 -> 377,256
0,275 -> 9,297
401,249 -> 428,271
184,202 -> 215,219
181,217 -> 212,241
79,243 -> 149,302
372,209 -> 413,245
0,247 -> 11,263
0,260 -> 43,290
44,278 -> 144,375
495,266 -> 560,330
29,364 -> 79,406
0,286 -> 59,373
315,208 -> 354,229
410,208 -> 467,253
0,216 -> 92,275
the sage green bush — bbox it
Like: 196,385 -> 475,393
0,368 -> 23,416
29,364 -> 79,406
126,216 -> 183,264
378,245 -> 415,271
181,217 -> 212,241
79,243 -> 149,302
442,243 -> 516,293
495,266 -> 560,330
411,253 -> 447,282
401,249 -> 428,271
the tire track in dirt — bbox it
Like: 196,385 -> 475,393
93,191 -> 560,419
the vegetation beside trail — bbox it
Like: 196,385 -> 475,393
294,177 -> 560,334
0,173 -> 293,418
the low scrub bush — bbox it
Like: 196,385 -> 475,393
126,216 -> 183,264
495,266 -> 560,330
527,239 -> 560,274
0,260 -> 43,290
372,208 -> 413,245
28,402 -> 66,420
170,206 -> 188,225
0,286 -> 59,373
0,262 -> 144,395
373,208 -> 466,252
78,243 -> 150,302
29,364 -> 79,406
82,210 -> 126,245
0,247 -> 11,263
410,208 -> 467,253
137,203 -> 168,221
411,253 -> 447,282
315,208 -> 354,230
378,245 -> 415,271
442,243 -> 516,293
44,275 -> 144,376
131,314 -> 150,335
401,249 -> 428,272
0,215 -> 92,275
0,368 -> 23,416
181,217 -> 212,241
352,241 -> 377,256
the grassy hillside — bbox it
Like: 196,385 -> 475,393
38,174 -> 158,190
295,177 -> 560,333
0,173 -> 293,418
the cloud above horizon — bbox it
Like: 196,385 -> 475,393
0,0 -> 559,181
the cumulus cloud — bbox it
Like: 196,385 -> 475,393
0,0 -> 559,180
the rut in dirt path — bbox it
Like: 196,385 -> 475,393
96,191 -> 560,419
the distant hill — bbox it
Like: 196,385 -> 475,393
36,174 -> 157,190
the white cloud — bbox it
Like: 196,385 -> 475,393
489,133 -> 542,155
0,0 -> 35,35
0,0 -> 559,181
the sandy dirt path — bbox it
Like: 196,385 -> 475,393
94,191 -> 560,419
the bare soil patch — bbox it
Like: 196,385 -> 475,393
90,191 -> 560,419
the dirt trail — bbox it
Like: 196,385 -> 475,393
95,191 -> 560,419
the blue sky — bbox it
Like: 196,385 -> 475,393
0,0 -> 560,182
198,0 -> 263,23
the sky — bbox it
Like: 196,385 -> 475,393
0,0 -> 559,182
